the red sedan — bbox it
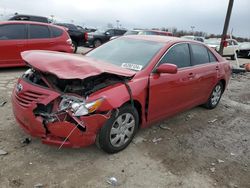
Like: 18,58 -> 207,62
0,21 -> 73,68
12,36 -> 231,153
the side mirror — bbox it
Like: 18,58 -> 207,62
156,63 -> 177,74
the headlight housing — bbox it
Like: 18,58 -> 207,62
59,96 -> 104,116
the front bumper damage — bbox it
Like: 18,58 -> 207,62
12,79 -> 110,148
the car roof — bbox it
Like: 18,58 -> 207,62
122,35 -> 193,44
0,21 -> 66,30
1,20 -> 49,25
10,14 -> 47,18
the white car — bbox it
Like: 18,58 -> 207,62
205,38 -> 239,60
181,35 -> 205,42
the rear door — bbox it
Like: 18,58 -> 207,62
27,24 -> 53,51
189,43 -> 219,103
148,43 -> 198,122
0,23 -> 27,66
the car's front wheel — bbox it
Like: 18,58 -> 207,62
204,82 -> 224,109
98,105 -> 139,153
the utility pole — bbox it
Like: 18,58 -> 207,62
219,0 -> 234,55
116,20 -> 120,29
191,26 -> 195,35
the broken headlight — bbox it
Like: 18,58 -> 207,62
59,95 -> 103,116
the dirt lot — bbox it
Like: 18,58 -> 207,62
0,55 -> 249,188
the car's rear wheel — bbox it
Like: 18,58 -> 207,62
93,39 -> 102,48
98,105 -> 139,153
72,41 -> 78,53
204,82 -> 223,109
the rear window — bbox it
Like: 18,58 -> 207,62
50,26 -> 63,37
208,50 -> 217,62
29,25 -> 50,39
0,24 -> 26,40
190,44 -> 210,65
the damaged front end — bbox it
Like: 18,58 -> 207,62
12,68 -> 131,148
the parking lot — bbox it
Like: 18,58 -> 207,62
0,48 -> 249,187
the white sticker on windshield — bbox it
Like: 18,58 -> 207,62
121,63 -> 143,71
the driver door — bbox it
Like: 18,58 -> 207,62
148,43 -> 197,122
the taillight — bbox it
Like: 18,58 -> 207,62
223,41 -> 228,47
67,38 -> 72,45
84,32 -> 88,41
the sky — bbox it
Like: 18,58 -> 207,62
0,0 -> 249,38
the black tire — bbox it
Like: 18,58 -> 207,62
231,54 -> 235,60
203,82 -> 224,109
72,41 -> 78,53
98,105 -> 139,153
93,39 -> 102,48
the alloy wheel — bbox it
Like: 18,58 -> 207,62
109,113 -> 135,147
211,85 -> 222,106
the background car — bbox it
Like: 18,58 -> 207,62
0,21 -> 73,68
110,29 -> 173,40
85,28 -> 127,47
181,35 -> 205,42
238,42 -> 250,58
8,14 -> 50,23
12,36 -> 231,153
55,23 -> 87,53
205,38 -> 239,59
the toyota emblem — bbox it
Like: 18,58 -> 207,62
16,83 -> 23,93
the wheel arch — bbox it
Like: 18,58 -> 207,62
219,79 -> 226,93
122,100 -> 142,128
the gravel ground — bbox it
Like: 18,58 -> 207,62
0,54 -> 249,188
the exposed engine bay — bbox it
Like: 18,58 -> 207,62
23,68 -> 128,97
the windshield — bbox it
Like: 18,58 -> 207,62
86,38 -> 164,71
240,42 -> 250,49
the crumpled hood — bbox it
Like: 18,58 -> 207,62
21,50 -> 136,79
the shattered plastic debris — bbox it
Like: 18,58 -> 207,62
210,167 -> 215,173
22,138 -> 32,145
159,124 -> 171,130
0,149 -> 8,155
217,159 -> 225,163
230,152 -> 236,156
185,114 -> 193,121
107,177 -> 118,186
152,138 -> 162,144
0,101 -> 7,107
34,183 -> 43,188
208,119 -> 217,124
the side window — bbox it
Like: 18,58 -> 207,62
159,43 -> 191,68
115,30 -> 125,35
50,26 -> 63,37
208,50 -> 218,62
0,24 -> 26,40
107,29 -> 115,36
232,40 -> 238,45
190,44 -> 210,65
29,25 -> 50,39
227,40 -> 233,46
